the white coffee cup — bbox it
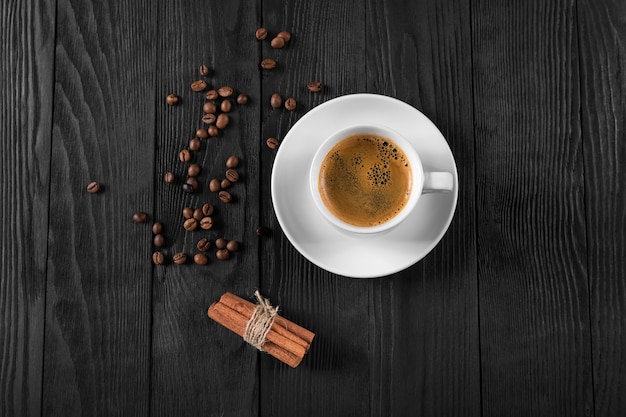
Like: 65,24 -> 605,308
309,124 -> 453,234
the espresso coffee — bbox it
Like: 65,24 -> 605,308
318,133 -> 412,227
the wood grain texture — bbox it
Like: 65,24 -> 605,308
151,0 -> 261,415
0,1 -> 56,416
258,0 -> 372,416
577,1 -> 626,415
42,0 -> 156,415
472,1 -> 593,415
365,0 -> 480,415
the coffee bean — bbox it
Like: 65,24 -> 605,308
226,240 -> 239,252
153,233 -> 165,248
197,238 -> 211,252
219,190 -> 232,203
209,178 -> 221,192
270,93 -> 282,108
266,137 -> 280,150
86,181 -> 100,193
236,94 -> 248,105
260,58 -> 277,70
179,149 -> 191,162
166,94 -> 179,105
256,226 -> 271,237
255,27 -> 268,40
200,216 -> 214,230
185,176 -> 198,190
206,89 -> 219,100
307,81 -> 323,92
202,113 -> 217,125
284,97 -> 296,111
220,178 -> 231,189
270,36 -> 285,49
188,164 -> 201,177
277,31 -> 292,42
216,249 -> 230,261
183,218 -> 198,231
199,64 -> 210,77
152,222 -> 163,235
191,80 -> 207,92
196,128 -> 209,139
216,113 -> 229,129
225,168 -> 239,182
202,203 -> 214,216
133,211 -> 148,223
164,171 -> 175,184
217,86 -> 233,97
193,208 -> 204,221
220,99 -> 232,113
182,183 -> 195,194
183,207 -> 193,219
226,155 -> 239,168
173,252 -> 187,265
203,102 -> 217,114
215,238 -> 227,249
152,251 -> 165,265
194,253 -> 208,265
208,126 -> 219,137
189,138 -> 201,151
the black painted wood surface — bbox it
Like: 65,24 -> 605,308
1,0 -> 625,416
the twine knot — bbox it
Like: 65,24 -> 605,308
243,291 -> 279,350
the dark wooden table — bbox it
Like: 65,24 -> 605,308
2,0 -> 625,416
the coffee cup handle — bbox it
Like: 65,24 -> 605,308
423,172 -> 454,193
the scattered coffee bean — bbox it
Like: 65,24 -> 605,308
185,176 -> 198,190
188,164 -> 201,177
152,222 -> 163,235
203,102 -> 217,114
173,252 -> 187,265
208,125 -> 219,137
216,249 -> 230,260
194,253 -> 208,265
209,178 -> 221,192
152,251 -> 165,265
260,58 -> 277,70
200,216 -> 214,230
133,211 -> 148,223
164,171 -> 175,184
183,218 -> 198,231
202,203 -> 214,216
220,99 -> 232,113
166,94 -> 179,105
182,183 -> 195,194
270,93 -> 282,108
220,178 -> 232,189
284,97 -> 296,111
196,128 -> 209,139
217,86 -> 233,97
153,234 -> 165,248
216,113 -> 229,129
266,137 -> 280,150
197,238 -> 211,252
179,149 -> 191,162
202,113 -> 217,125
86,181 -> 100,193
255,27 -> 268,40
191,80 -> 207,92
276,31 -> 291,42
307,81 -> 323,92
225,168 -> 239,182
219,190 -> 232,203
256,226 -> 271,237
215,238 -> 227,249
206,89 -> 219,100
226,240 -> 239,252
226,155 -> 239,169
183,207 -> 193,219
189,138 -> 201,151
270,36 -> 285,49
199,64 -> 210,77
236,94 -> 248,105
193,208 -> 204,221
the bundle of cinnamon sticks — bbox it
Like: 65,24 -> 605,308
207,292 -> 314,368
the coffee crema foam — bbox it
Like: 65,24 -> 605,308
318,133 -> 412,227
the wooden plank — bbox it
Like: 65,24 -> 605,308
257,0 -> 371,416
42,0 -> 156,415
151,0 -> 261,415
472,1 -> 593,415
365,0 -> 481,415
0,1 -> 56,416
577,0 -> 626,415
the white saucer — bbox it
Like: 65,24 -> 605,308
271,93 -> 458,278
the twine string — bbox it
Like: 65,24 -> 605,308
243,291 -> 279,351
